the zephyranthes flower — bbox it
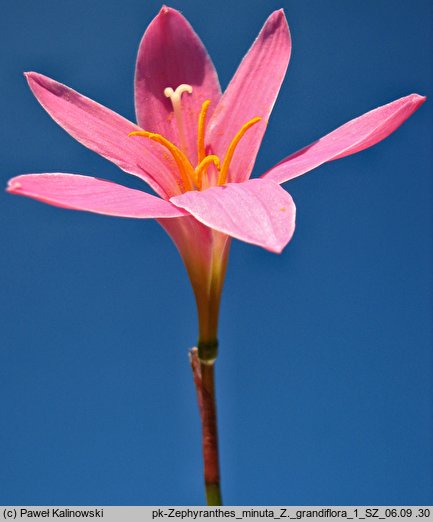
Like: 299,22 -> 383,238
7,6 -> 425,504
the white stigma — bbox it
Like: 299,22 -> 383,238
164,84 -> 193,153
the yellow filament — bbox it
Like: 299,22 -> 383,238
194,155 -> 220,189
129,130 -> 195,191
217,117 -> 262,186
130,90 -> 262,193
197,100 -> 211,163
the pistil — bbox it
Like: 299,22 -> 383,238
164,84 -> 193,153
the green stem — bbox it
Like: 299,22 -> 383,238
206,483 -> 222,506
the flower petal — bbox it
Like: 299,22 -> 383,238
7,174 -> 186,218
207,10 -> 291,184
263,94 -> 426,184
170,179 -> 296,253
25,72 -> 181,199
135,6 -> 222,163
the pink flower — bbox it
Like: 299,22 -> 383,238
7,6 -> 424,353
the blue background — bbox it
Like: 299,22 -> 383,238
1,0 -> 432,506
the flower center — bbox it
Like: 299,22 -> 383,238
129,84 -> 261,192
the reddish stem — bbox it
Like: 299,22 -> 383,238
189,348 -> 222,505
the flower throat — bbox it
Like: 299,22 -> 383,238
129,84 -> 261,192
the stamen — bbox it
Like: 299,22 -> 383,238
197,100 -> 211,163
164,84 -> 193,153
129,130 -> 195,191
217,117 -> 262,186
194,155 -> 220,190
